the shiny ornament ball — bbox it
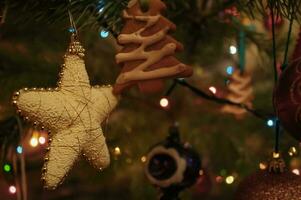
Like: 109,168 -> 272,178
235,170 -> 301,200
145,127 -> 201,190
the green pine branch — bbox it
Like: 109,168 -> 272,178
2,0 -> 300,37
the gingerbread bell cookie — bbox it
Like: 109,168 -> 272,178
113,0 -> 193,94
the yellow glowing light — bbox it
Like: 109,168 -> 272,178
199,170 -> 204,176
289,147 -> 297,156
160,98 -> 169,108
292,169 -> 300,175
273,152 -> 280,158
114,147 -> 121,156
38,136 -> 46,145
225,176 -> 235,184
259,162 -> 267,170
141,156 -> 147,163
29,137 -> 38,147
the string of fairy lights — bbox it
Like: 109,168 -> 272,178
2,129 -> 48,196
154,13 -> 299,186
156,80 -> 301,186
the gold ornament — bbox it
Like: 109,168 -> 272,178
235,170 -> 301,200
236,154 -> 301,200
12,34 -> 118,189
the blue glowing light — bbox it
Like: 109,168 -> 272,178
98,7 -> 104,13
68,27 -> 75,33
16,146 -> 23,154
97,0 -> 105,13
100,30 -> 109,38
267,119 -> 274,127
226,66 -> 234,75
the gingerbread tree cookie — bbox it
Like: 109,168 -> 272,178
113,0 -> 193,94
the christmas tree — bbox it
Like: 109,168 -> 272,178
1,0 -> 301,200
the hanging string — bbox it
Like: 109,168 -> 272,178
275,119 -> 280,153
270,6 -> 278,83
281,1 -> 294,71
68,0 -> 78,37
173,79 -> 269,120
270,5 -> 280,154
164,80 -> 178,96
68,10 -> 77,35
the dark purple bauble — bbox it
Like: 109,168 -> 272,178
145,127 -> 201,191
274,29 -> 301,141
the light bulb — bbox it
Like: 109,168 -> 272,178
292,169 -> 300,175
39,136 -> 46,145
229,45 -> 237,54
16,146 -> 23,154
3,164 -> 11,172
225,175 -> 235,184
30,137 -> 38,147
209,86 -> 217,94
226,66 -> 234,75
68,27 -> 75,33
97,0 -> 105,13
288,146 -> 297,156
160,98 -> 169,108
98,7 -> 104,13
259,162 -> 267,170
114,147 -> 121,156
100,30 -> 109,38
141,156 -> 147,163
267,119 -> 274,127
9,185 -> 16,194
273,152 -> 280,158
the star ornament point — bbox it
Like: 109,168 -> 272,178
12,36 -> 118,189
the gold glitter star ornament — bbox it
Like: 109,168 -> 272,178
12,34 -> 118,189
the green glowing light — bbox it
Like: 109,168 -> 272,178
4,164 -> 11,172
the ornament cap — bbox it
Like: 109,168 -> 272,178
68,34 -> 85,58
268,152 -> 286,173
167,125 -> 180,144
